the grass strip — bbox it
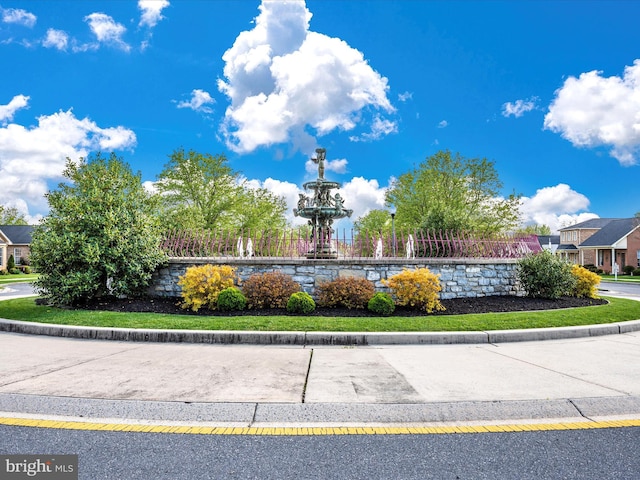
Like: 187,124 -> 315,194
0,296 -> 638,332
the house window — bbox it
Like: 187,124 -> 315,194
13,248 -> 22,265
637,250 -> 640,267
598,250 -> 604,267
572,231 -> 577,242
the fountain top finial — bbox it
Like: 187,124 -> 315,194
312,148 -> 326,179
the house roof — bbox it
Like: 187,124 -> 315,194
580,218 -> 640,248
557,243 -> 578,251
0,225 -> 35,244
537,235 -> 560,246
559,218 -> 620,231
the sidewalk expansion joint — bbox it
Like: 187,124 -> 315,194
568,399 -> 593,421
301,348 -> 314,403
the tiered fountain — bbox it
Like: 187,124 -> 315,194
293,148 -> 353,258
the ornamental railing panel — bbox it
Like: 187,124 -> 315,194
160,229 -> 542,259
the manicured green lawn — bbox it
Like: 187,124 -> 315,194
0,274 -> 38,286
0,296 -> 638,332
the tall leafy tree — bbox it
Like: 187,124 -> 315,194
155,148 -> 287,231
0,205 -> 28,225
31,153 -> 167,306
354,209 -> 393,235
385,150 -> 521,234
232,187 -> 287,232
155,149 -> 243,230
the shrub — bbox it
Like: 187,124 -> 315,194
583,264 -> 597,273
623,265 -> 635,275
22,266 -> 32,274
0,269 -> 7,276
516,251 -> 575,299
7,255 -> 15,271
367,292 -> 395,316
241,271 -> 300,309
30,153 -> 167,307
382,268 -> 444,313
9,268 -> 21,275
571,264 -> 600,299
286,291 -> 316,314
316,276 -> 375,309
635,268 -> 640,277
216,287 -> 247,311
178,264 -> 236,311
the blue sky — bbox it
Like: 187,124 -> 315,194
1,0 -> 639,232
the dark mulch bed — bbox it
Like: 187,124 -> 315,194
77,295 -> 607,317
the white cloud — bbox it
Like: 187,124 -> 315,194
350,116 -> 398,142
502,97 -> 537,118
336,176 -> 388,224
437,120 -> 448,128
1,7 -> 36,28
398,91 -> 413,102
0,96 -> 136,218
218,0 -> 395,153
0,94 -> 29,124
138,0 -> 170,28
519,183 -> 598,233
176,89 -> 215,114
84,13 -> 130,52
544,60 -> 640,166
42,29 -> 69,51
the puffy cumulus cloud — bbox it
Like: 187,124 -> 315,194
437,120 -> 448,128
0,94 -> 29,124
0,95 -> 136,217
544,60 -> 640,166
138,0 -> 170,28
519,183 -> 598,233
336,177 -> 388,223
218,0 -> 395,153
502,97 -> 538,118
175,89 -> 215,114
84,13 -> 130,52
42,28 -> 69,51
1,7 -> 36,27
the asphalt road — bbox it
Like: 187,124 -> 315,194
599,280 -> 640,298
2,425 -> 639,479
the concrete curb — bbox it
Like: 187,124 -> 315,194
2,393 -> 640,426
1,317 -> 640,345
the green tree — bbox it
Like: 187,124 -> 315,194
385,150 -> 521,234
155,148 -> 243,230
155,148 -> 287,231
31,153 -> 167,306
232,187 -> 287,232
516,224 -> 552,236
0,205 -> 28,225
354,209 -> 392,235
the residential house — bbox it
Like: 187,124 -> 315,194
557,218 -> 640,273
537,235 -> 560,254
0,225 -> 34,271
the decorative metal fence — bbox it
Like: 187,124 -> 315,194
161,228 -> 542,259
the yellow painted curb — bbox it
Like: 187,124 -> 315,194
1,417 -> 640,435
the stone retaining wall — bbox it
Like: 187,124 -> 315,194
149,258 -> 522,300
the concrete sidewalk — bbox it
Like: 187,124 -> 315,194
1,330 -> 640,427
